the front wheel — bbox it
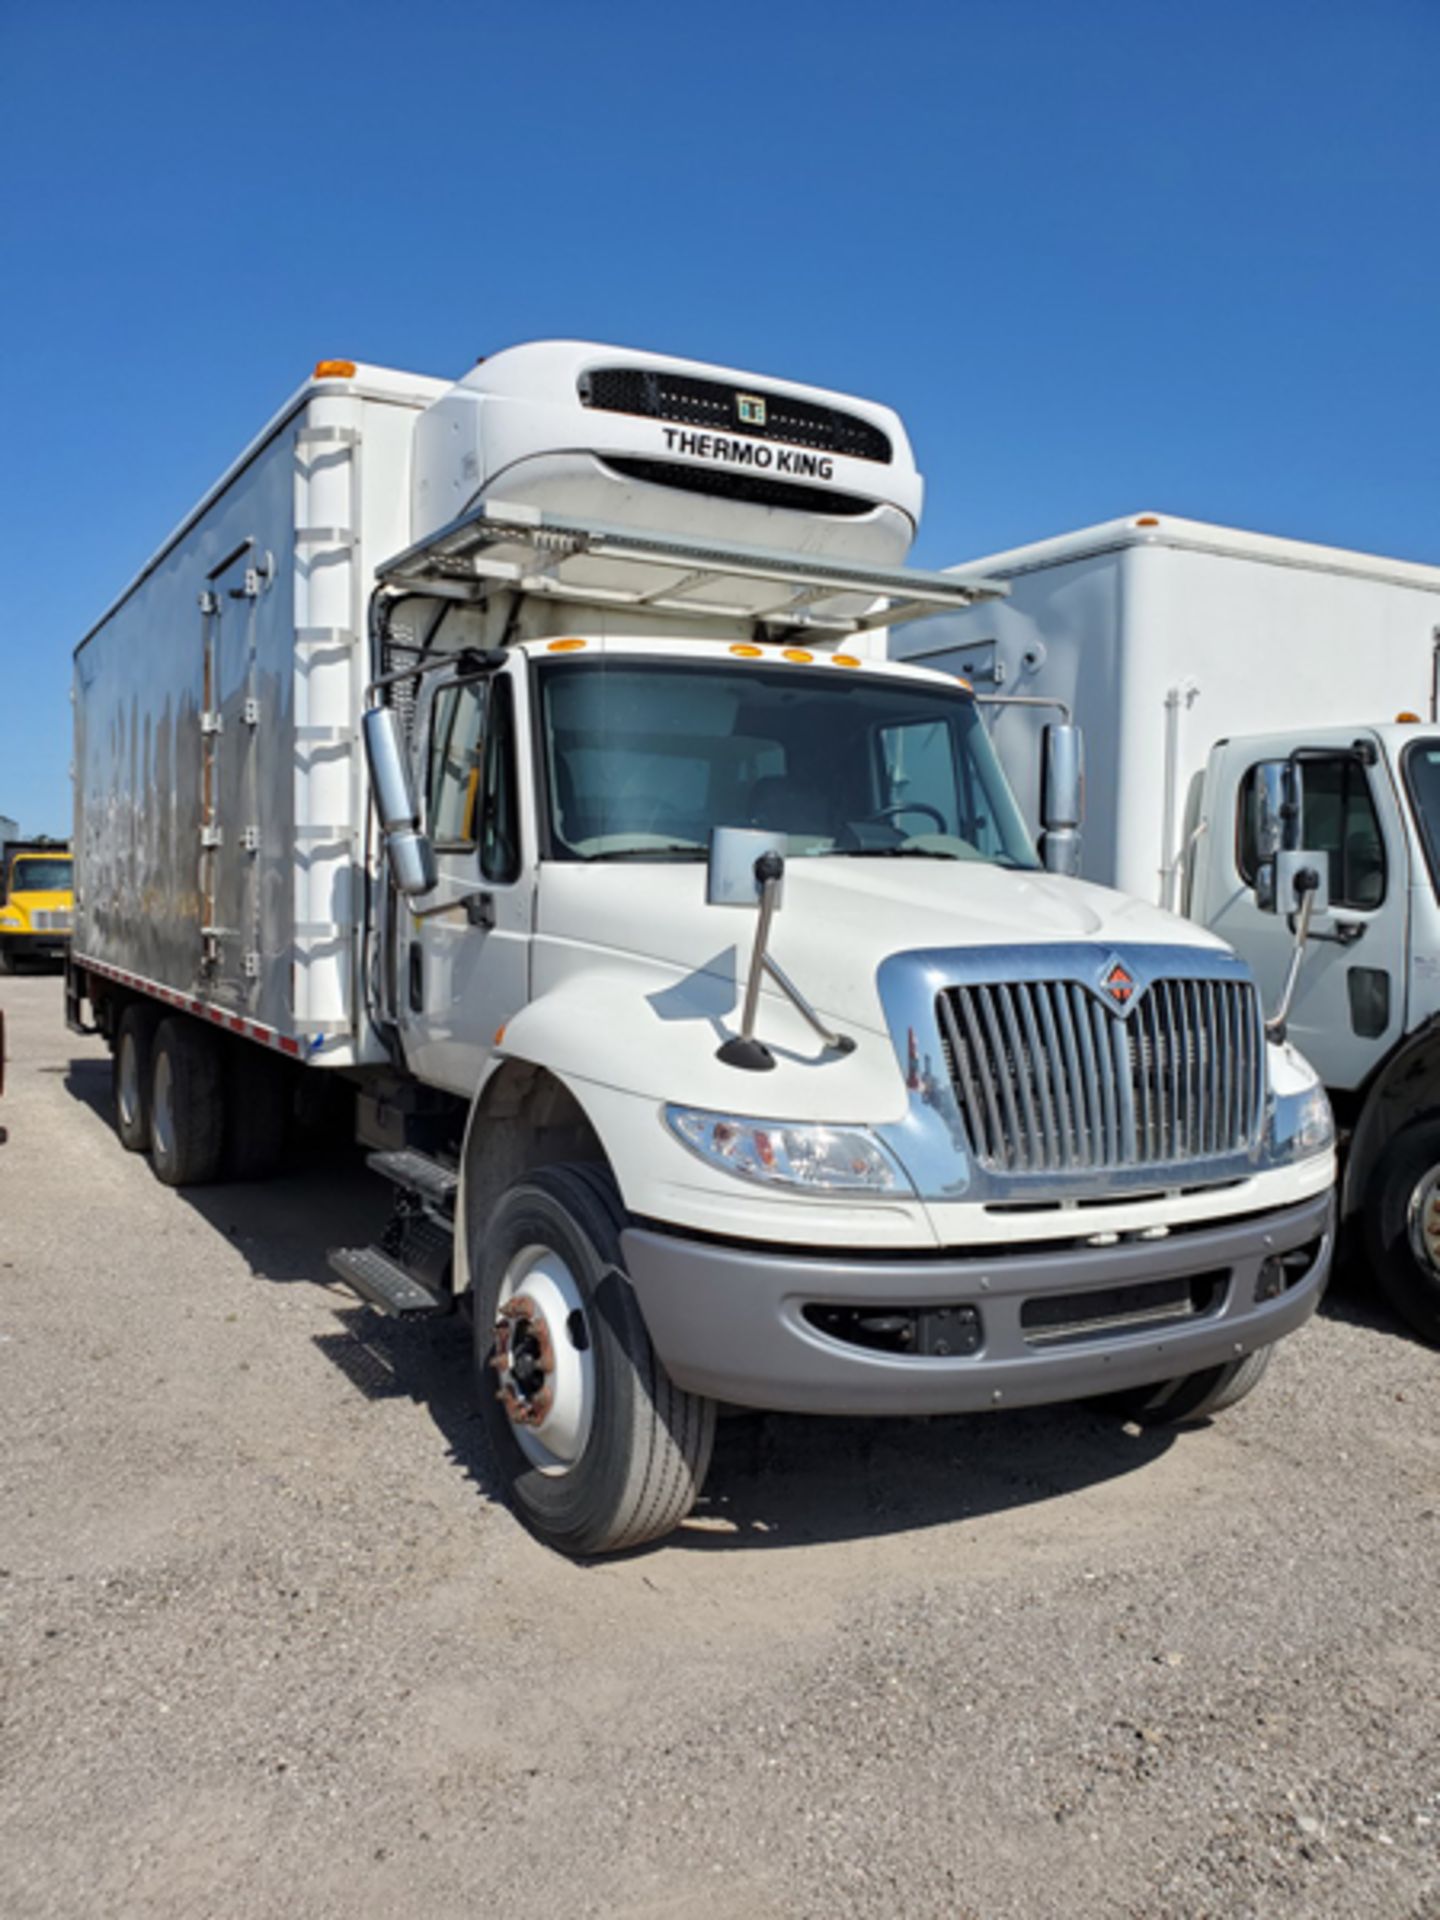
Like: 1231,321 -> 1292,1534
1363,1118 -> 1440,1345
473,1164 -> 716,1556
1098,1346 -> 1273,1425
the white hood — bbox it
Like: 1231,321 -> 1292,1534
535,856 -> 1229,1039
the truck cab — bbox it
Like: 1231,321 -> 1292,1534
0,841 -> 73,972
1188,721 -> 1440,1340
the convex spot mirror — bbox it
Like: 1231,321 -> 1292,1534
362,706 -> 437,899
707,827 -> 787,907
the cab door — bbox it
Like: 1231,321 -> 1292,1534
1191,729 -> 1409,1090
399,660 -> 532,1095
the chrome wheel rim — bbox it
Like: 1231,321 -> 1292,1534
491,1244 -> 594,1475
118,1033 -> 142,1134
151,1051 -> 175,1167
1405,1165 -> 1440,1277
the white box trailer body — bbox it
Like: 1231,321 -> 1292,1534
890,514 -> 1440,906
73,365 -> 447,1062
70,378 -> 1340,1554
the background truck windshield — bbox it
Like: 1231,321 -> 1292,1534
10,858 -> 71,892
537,658 -> 1038,867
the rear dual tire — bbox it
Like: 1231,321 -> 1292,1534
149,1017 -> 225,1187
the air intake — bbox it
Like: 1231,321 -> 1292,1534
602,457 -> 877,518
579,367 -> 893,465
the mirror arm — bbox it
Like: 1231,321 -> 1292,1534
1265,869 -> 1322,1042
761,953 -> 856,1055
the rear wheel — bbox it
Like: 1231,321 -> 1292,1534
149,1017 -> 225,1187
473,1164 -> 716,1556
1363,1117 -> 1440,1345
113,1002 -> 160,1152
1099,1346 -> 1273,1425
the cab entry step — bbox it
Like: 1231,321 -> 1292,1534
366,1147 -> 459,1209
328,1244 -> 444,1316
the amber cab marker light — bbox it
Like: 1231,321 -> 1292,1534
313,359 -> 357,379
547,637 -> 587,652
832,653 -> 862,668
1397,711 -> 1422,724
730,643 -> 764,658
782,648 -> 814,664
1135,514 -> 1160,527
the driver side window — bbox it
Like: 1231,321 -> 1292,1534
427,676 -> 521,883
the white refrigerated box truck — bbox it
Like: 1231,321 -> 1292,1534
69,364 -> 1335,1554
894,512 -> 1440,1341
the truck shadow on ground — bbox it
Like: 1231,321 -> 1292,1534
61,1050 -> 1379,1552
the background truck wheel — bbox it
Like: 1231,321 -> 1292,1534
1362,1117 -> 1440,1345
473,1163 -> 716,1557
0,943 -> 12,975
113,1002 -> 160,1152
1098,1346 -> 1273,1425
149,1016 -> 225,1187
223,1041 -> 290,1181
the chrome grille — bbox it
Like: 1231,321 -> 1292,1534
31,910 -> 72,932
936,976 -> 1262,1174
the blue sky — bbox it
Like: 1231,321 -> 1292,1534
2,0 -> 1436,834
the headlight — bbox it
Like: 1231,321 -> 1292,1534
664,1105 -> 913,1194
0,911 -> 19,928
1266,1081 -> 1335,1162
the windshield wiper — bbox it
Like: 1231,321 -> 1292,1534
582,844 -> 707,863
838,847 -> 963,861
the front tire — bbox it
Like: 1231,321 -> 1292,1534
1363,1117 -> 1440,1345
473,1164 -> 716,1556
1100,1346 -> 1273,1425
149,1016 -> 225,1187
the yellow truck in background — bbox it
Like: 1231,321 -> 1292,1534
0,830 -> 73,973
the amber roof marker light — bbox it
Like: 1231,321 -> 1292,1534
314,359 -> 357,379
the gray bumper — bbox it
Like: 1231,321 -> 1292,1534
620,1191 -> 1334,1416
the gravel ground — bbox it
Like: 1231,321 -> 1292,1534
1,971 -> 1437,1919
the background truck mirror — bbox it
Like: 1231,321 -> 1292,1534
1040,724 -> 1084,876
1254,758 -> 1304,862
1277,848 -> 1331,918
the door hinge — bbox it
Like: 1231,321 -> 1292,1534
240,826 -> 261,854
243,951 -> 261,979
198,589 -> 220,615
201,710 -> 223,736
200,825 -> 223,849
243,697 -> 261,727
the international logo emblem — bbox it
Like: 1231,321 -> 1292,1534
736,393 -> 767,426
1100,958 -> 1136,1008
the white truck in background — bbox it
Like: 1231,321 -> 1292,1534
69,361 -> 1335,1555
893,512 -> 1440,1341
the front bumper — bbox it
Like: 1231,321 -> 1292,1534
0,933 -> 67,961
621,1190 -> 1333,1415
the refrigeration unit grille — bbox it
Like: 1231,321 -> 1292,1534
937,976 -> 1263,1175
578,368 -> 894,464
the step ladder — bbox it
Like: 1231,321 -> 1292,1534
327,1147 -> 460,1317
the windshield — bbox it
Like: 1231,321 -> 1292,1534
536,657 -> 1038,868
11,857 -> 71,892
1402,738 -> 1440,893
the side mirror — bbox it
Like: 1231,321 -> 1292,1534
1040,723 -> 1084,876
1252,760 -> 1303,913
362,707 -> 436,898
